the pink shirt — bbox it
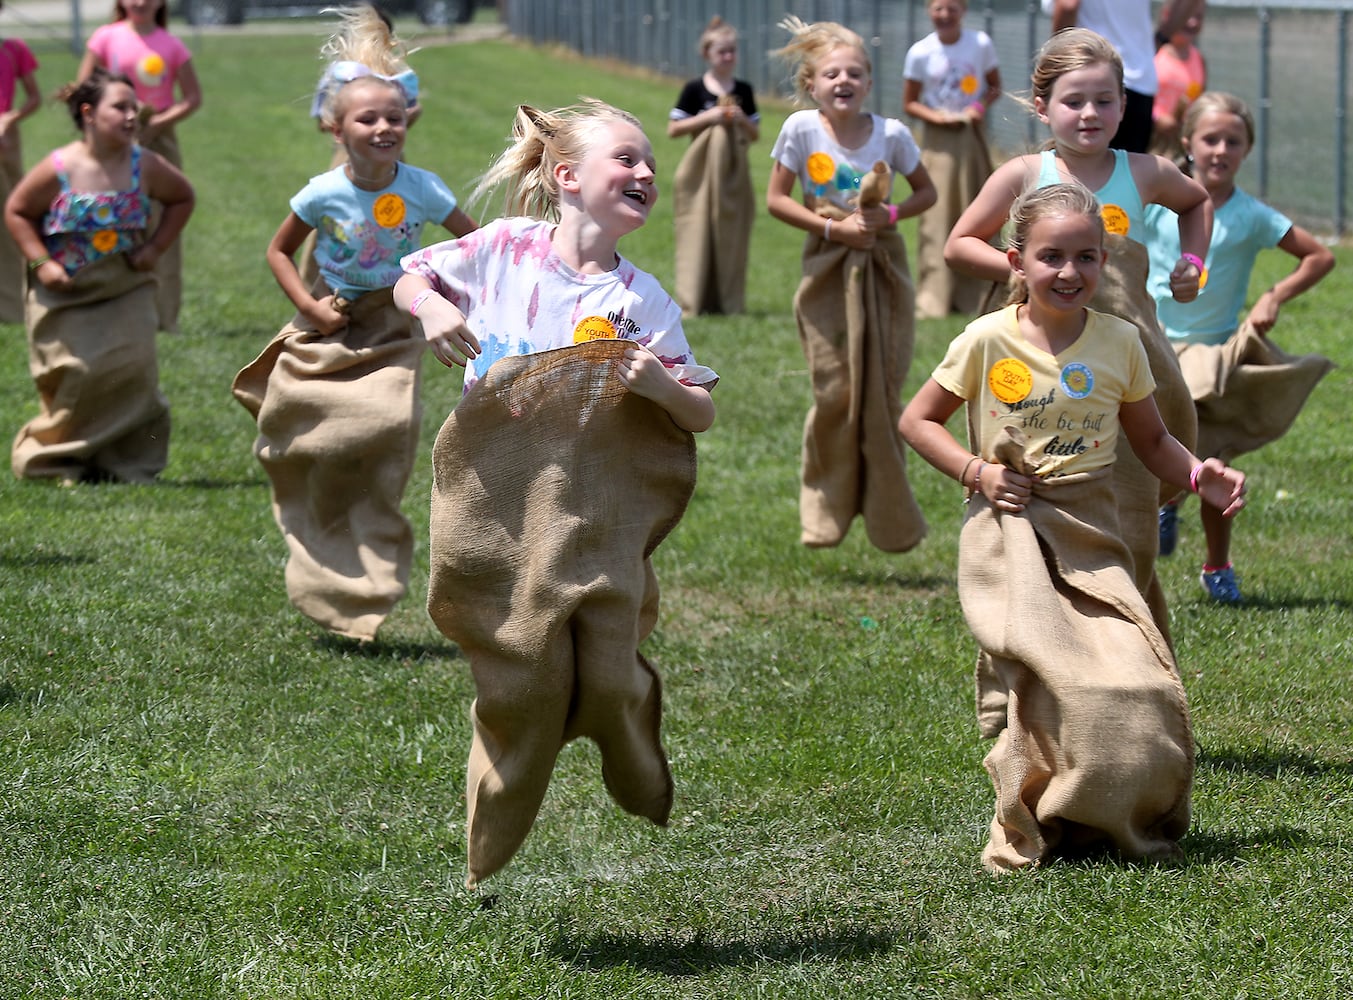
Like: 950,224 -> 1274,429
0,39 -> 38,114
86,22 -> 191,111
1153,44 -> 1205,122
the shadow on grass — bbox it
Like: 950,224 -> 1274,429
1181,593 -> 1353,613
0,549 -> 96,569
1196,743 -> 1353,778
1182,825 -> 1330,860
313,633 -> 460,663
549,924 -> 901,976
159,477 -> 266,490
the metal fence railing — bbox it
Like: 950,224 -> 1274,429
506,0 -> 1353,236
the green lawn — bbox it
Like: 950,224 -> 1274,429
1,32 -> 1351,998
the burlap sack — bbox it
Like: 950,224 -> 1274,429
672,123 -> 754,316
915,122 -> 992,320
792,226 -> 926,552
0,136 -> 26,324
232,286 -> 423,641
426,339 -> 697,887
962,427 -> 1193,871
12,254 -> 167,482
1174,320 -> 1334,463
143,128 -> 182,334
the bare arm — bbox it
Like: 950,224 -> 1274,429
1120,394 -> 1245,516
440,207 -> 478,238
0,70 -> 41,143
1135,153 -> 1212,301
129,150 -> 195,271
76,49 -> 101,83
1049,0 -> 1081,33
617,345 -> 715,433
393,271 -> 480,369
1245,224 -> 1335,335
945,157 -> 1031,281
4,154 -> 71,290
266,212 -> 346,335
143,59 -> 203,142
902,78 -> 957,127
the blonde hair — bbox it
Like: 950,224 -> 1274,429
320,5 -> 414,76
1180,91 -> 1255,174
772,16 -> 870,106
699,15 -> 738,58
1031,28 -> 1123,106
1004,182 -> 1104,305
473,99 -> 645,221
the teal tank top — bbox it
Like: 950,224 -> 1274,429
1037,149 -> 1144,242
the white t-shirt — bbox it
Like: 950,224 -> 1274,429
401,217 -> 719,394
903,29 -> 999,113
1041,0 -> 1157,94
769,110 -> 922,213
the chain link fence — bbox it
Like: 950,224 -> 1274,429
506,0 -> 1353,235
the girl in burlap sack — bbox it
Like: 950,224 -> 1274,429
945,28 -> 1210,639
1145,92 -> 1335,604
667,15 -> 759,316
901,183 -> 1246,871
5,70 -> 193,484
767,16 -> 937,553
297,4 -> 422,289
396,100 -> 718,887
902,0 -> 1001,319
232,74 -> 476,642
0,6 -> 42,324
78,0 -> 201,334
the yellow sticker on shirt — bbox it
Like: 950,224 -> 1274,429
960,74 -> 979,96
1198,267 -> 1209,289
1101,204 -> 1130,236
372,193 -> 406,228
806,152 -> 835,186
573,315 -> 617,343
1186,81 -> 1203,101
91,230 -> 118,253
988,357 -> 1034,404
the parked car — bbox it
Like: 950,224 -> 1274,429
178,0 -> 491,28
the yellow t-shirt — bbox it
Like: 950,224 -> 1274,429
933,304 -> 1156,478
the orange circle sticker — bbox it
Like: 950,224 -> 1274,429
141,53 -> 165,78
372,193 -> 406,228
960,74 -> 979,96
1198,266 -> 1208,289
1101,204 -> 1130,236
806,152 -> 835,186
91,230 -> 118,253
573,315 -> 617,343
988,357 -> 1034,405
1186,81 -> 1203,101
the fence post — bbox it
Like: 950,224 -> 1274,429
1337,10 -> 1349,236
1257,5 -> 1271,200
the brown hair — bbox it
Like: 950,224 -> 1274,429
1031,28 -> 1123,107
58,67 -> 137,131
1004,182 -> 1104,305
698,15 -> 738,58
473,99 -> 646,220
771,16 -> 870,107
112,0 -> 167,28
1179,91 -> 1254,175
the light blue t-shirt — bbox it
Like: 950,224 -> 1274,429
290,162 -> 457,299
1144,188 -> 1291,345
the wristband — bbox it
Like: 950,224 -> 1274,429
1188,462 -> 1204,494
960,455 -> 981,488
969,99 -> 985,114
1180,252 -> 1205,274
823,218 -> 833,242
887,203 -> 900,226
27,255 -> 50,272
408,289 -> 436,317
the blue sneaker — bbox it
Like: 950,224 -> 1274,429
1200,565 -> 1242,604
1158,503 -> 1178,557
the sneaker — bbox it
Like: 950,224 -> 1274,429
1200,565 -> 1242,604
1158,502 -> 1179,557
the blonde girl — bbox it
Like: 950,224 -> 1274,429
232,75 -> 475,642
901,182 -> 1245,871
396,100 -> 717,888
667,15 -> 759,316
944,27 -> 1209,634
902,0 -> 1001,318
767,16 -> 936,553
5,70 -> 193,484
1145,92 -> 1335,603
78,0 -> 201,333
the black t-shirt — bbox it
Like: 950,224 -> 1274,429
672,77 -> 758,120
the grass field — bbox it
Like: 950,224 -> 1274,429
1,30 -> 1351,998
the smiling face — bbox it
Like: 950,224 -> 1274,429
1036,61 -> 1125,155
1182,108 -> 1250,194
84,80 -> 140,146
928,0 -> 966,43
706,38 -> 738,76
1010,211 -> 1106,315
333,78 -> 408,178
561,119 -> 658,237
808,44 -> 872,121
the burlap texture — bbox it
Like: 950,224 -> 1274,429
1174,320 -> 1334,463
672,123 -> 754,316
12,253 -> 167,482
426,340 -> 697,887
793,227 -> 927,552
915,122 -> 992,319
0,136 -> 26,324
232,286 -> 423,641
143,127 -> 182,333
962,427 -> 1193,871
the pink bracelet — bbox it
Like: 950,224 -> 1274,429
1189,462 -> 1204,493
408,289 -> 436,317
969,99 -> 985,114
887,203 -> 900,226
1180,252 -> 1205,274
